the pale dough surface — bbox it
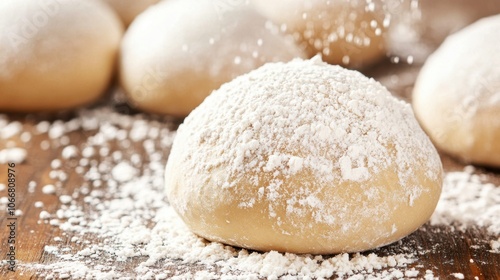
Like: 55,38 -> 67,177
119,0 -> 305,117
252,0 -> 386,68
0,0 -> 123,112
102,0 -> 159,26
413,15 -> 500,167
165,58 -> 443,254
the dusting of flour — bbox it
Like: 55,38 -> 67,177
177,56 -> 440,185
0,105 -> 498,279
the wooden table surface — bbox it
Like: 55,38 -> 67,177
1,1 -> 500,279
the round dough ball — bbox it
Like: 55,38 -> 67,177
413,15 -> 500,168
252,0 -> 386,68
165,57 -> 443,254
0,0 -> 123,112
120,0 -> 305,117
101,0 -> 159,26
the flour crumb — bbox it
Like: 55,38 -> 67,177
44,246 -> 59,254
452,272 -> 465,279
424,270 -> 436,280
111,162 -> 137,182
81,146 -> 95,158
40,211 -> 51,220
59,195 -> 72,204
62,145 -> 79,159
405,268 -> 419,278
0,147 -> 27,164
0,121 -> 22,139
42,184 -> 56,194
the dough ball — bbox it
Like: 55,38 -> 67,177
119,0 -> 305,117
165,57 -> 443,254
252,0 -> 386,68
413,15 -> 500,168
101,0 -> 159,26
0,0 -> 123,112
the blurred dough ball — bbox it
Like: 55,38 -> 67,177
0,0 -> 123,112
252,0 -> 387,68
120,0 -> 305,116
101,0 -> 159,26
413,15 -> 500,167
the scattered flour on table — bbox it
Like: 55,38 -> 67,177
430,166 -> 500,248
0,108 -> 499,279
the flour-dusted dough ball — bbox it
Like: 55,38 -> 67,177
165,57 -> 443,254
413,15 -> 500,168
252,0 -> 386,68
0,0 -> 123,112
102,0 -> 159,26
120,0 -> 305,116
